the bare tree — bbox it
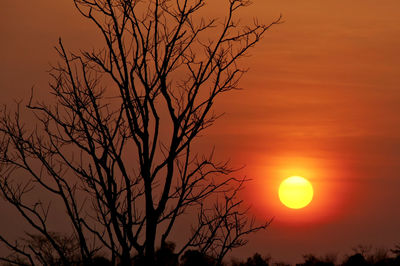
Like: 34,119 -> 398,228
0,0 -> 280,265
0,232 -> 83,266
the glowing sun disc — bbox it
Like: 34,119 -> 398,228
279,176 -> 313,209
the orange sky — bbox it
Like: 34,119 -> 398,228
1,0 -> 400,263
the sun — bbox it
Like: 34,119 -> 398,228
279,176 -> 314,209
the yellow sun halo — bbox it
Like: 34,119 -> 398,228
279,176 -> 313,209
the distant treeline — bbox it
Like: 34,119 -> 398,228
236,245 -> 400,266
2,234 -> 400,266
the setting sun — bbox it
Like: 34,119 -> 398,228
278,176 -> 314,209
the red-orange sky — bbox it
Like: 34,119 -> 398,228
1,0 -> 400,263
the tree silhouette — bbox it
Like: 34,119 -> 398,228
0,0 -> 280,265
0,232 -> 111,266
232,252 -> 270,266
296,254 -> 336,266
180,249 -> 215,266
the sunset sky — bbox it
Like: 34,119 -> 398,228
1,0 -> 400,263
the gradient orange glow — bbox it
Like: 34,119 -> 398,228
242,154 -> 349,226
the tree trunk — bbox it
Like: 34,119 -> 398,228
144,216 -> 157,266
120,250 -> 131,266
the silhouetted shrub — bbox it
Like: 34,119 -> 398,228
231,253 -> 270,266
90,256 -> 112,266
155,242 -> 178,266
390,244 -> 400,258
297,254 -> 334,266
180,250 -> 216,266
131,242 -> 178,266
272,263 -> 291,266
342,253 -> 368,266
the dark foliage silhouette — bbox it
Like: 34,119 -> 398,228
180,249 -> 215,266
154,242 -> 178,266
342,253 -> 368,266
235,253 -> 270,266
296,254 -> 335,266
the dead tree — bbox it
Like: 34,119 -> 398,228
0,0 -> 280,265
